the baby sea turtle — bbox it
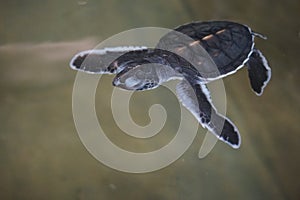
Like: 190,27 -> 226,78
70,21 -> 271,148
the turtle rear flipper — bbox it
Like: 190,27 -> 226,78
176,79 -> 241,148
246,49 -> 271,96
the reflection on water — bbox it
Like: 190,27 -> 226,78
1,0 -> 299,199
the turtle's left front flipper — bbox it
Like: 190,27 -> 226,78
69,46 -> 148,74
246,49 -> 271,96
176,79 -> 241,148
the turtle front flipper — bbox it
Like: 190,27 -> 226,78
176,79 -> 241,148
246,48 -> 271,96
69,46 -> 147,74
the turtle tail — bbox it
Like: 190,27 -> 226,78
252,31 -> 267,40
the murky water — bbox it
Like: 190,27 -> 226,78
1,0 -> 299,199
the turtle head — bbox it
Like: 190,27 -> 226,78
112,64 -> 160,91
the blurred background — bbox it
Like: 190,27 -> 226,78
0,0 -> 299,199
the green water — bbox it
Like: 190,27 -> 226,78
1,0 -> 299,199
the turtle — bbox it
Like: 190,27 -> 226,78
69,21 -> 271,148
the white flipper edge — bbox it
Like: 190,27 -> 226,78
253,49 -> 271,96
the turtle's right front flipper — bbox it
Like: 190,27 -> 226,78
246,48 -> 271,96
176,79 -> 241,148
69,46 -> 147,74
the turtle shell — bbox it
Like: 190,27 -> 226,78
157,21 -> 254,78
